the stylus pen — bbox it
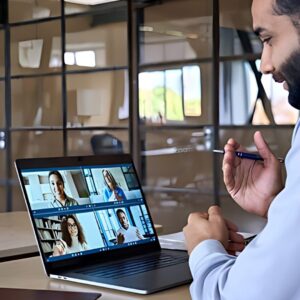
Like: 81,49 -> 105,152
213,149 -> 284,163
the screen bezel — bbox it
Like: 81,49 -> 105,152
15,154 -> 161,274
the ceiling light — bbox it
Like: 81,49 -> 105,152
64,0 -> 119,5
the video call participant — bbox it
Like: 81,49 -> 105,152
102,169 -> 127,202
116,209 -> 143,244
53,215 -> 88,256
48,170 -> 79,208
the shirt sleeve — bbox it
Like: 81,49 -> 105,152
189,240 -> 236,300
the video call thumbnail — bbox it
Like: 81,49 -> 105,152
22,165 -> 141,211
35,204 -> 155,261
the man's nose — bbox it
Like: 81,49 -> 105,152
260,45 -> 275,74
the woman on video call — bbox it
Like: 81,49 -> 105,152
53,215 -> 88,256
48,170 -> 79,208
102,169 -> 127,202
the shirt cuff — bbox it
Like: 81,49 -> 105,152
189,240 -> 227,275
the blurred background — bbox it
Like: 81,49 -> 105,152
0,0 -> 297,234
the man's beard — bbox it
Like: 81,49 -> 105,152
279,49 -> 300,110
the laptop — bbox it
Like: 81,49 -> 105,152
15,154 -> 192,294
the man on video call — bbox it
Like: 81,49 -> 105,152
184,0 -> 300,299
116,209 -> 144,244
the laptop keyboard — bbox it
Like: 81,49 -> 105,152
80,252 -> 188,279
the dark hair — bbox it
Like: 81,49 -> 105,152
48,170 -> 64,185
48,170 -> 67,198
61,215 -> 86,247
102,169 -> 118,190
116,209 -> 126,219
273,0 -> 300,30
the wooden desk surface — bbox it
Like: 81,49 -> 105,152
0,211 -> 37,259
0,256 -> 191,300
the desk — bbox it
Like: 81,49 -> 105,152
0,211 -> 38,261
0,256 -> 191,299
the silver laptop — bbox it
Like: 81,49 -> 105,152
15,154 -> 191,294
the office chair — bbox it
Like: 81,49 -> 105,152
90,133 -> 123,155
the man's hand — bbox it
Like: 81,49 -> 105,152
183,206 -> 244,255
223,131 -> 283,218
117,233 -> 125,244
225,219 -> 245,255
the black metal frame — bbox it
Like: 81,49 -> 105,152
4,0 -> 12,211
212,0 -> 221,205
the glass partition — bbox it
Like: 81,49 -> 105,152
11,130 -> 64,176
2,0 -> 294,221
143,128 -> 213,193
65,9 -> 127,71
9,0 -> 61,23
64,1 -> 122,16
139,0 -> 213,65
67,129 -> 128,156
138,0 -> 214,212
10,20 -> 61,76
66,70 -> 129,128
11,76 -> 63,127
219,0 -> 261,57
139,63 -> 208,125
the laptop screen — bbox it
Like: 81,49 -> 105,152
18,159 -> 157,263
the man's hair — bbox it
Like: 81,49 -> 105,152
273,0 -> 300,31
116,209 -> 125,218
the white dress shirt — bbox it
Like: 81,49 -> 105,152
117,225 -> 142,243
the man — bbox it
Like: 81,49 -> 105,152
183,0 -> 300,299
116,209 -> 144,244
